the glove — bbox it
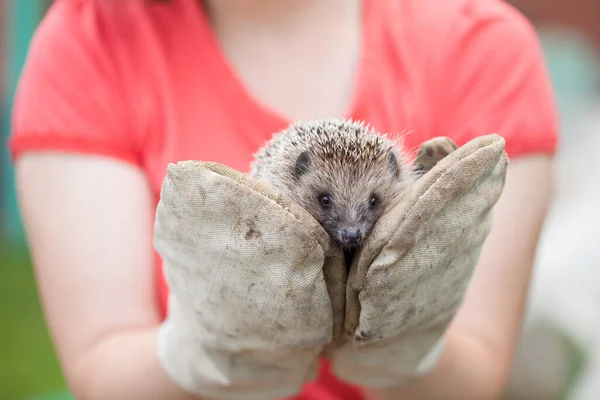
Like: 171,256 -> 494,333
153,162 -> 347,400
330,134 -> 509,388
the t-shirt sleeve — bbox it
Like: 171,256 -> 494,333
435,0 -> 559,158
9,0 -> 142,166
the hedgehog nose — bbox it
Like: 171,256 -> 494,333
342,228 -> 362,245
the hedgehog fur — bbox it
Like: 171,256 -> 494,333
249,118 -> 413,250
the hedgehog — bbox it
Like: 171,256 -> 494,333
248,118 -> 457,257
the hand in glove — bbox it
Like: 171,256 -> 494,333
153,162 -> 347,400
330,134 -> 509,389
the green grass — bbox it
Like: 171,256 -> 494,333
0,244 -> 67,400
558,329 -> 588,400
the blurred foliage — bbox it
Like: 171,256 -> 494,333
0,244 -> 66,400
1,2 -> 67,398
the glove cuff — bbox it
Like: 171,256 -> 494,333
156,299 -> 321,400
330,336 -> 445,389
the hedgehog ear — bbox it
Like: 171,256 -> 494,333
387,149 -> 401,180
294,151 -> 311,179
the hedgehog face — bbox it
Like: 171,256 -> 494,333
249,118 -> 413,251
290,148 -> 408,250
311,187 -> 384,249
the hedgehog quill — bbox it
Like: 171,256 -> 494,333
249,118 -> 456,268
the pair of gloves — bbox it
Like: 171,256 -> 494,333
153,134 -> 508,400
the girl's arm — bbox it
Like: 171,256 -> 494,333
361,2 -> 558,396
10,3 -> 200,396
15,152 -> 200,400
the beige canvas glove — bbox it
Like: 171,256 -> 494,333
330,134 -> 509,388
153,162 -> 346,400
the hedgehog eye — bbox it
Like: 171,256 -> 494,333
368,195 -> 379,209
319,194 -> 332,208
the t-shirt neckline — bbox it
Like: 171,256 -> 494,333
188,0 -> 376,127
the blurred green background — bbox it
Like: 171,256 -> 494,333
1,1 -> 599,400
2,3 -> 70,400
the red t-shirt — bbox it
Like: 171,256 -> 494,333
9,0 -> 558,398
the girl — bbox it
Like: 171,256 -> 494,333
9,0 -> 557,398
